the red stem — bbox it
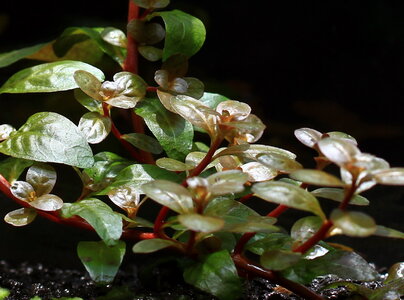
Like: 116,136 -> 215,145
124,0 -> 139,74
233,254 -> 324,300
292,220 -> 333,253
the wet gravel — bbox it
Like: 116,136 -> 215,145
0,260 -> 398,300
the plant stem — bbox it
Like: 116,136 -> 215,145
292,220 -> 333,253
232,254 -> 324,300
339,182 -> 357,211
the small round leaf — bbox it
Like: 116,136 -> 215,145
240,162 -> 277,182
4,208 -> 37,226
291,216 -> 323,245
73,70 -> 103,101
178,213 -> 224,233
330,209 -> 377,237
29,194 -> 63,211
78,112 -> 111,144
294,128 -> 322,148
138,45 -> 163,62
10,181 -> 34,201
318,138 -> 360,166
311,188 -> 369,206
26,163 -> 57,196
156,157 -> 192,171
101,27 -> 127,48
216,100 -> 251,121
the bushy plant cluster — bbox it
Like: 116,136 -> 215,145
0,1 -> 403,299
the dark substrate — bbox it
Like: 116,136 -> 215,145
0,260 -> 396,300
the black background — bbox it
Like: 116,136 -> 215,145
0,1 -> 403,269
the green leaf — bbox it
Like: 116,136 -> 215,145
291,216 -> 323,245
78,112 -> 111,144
132,0 -> 170,9
156,157 -> 191,171
127,19 -> 165,45
74,89 -> 103,113
282,250 -> 379,284
61,198 -> 122,245
73,70 -> 103,101
77,240 -> 125,284
150,10 -> 206,61
386,262 -> 404,283
4,208 -> 37,227
0,60 -> 104,94
132,238 -> 177,253
252,181 -> 326,219
141,180 -> 194,214
100,27 -> 127,48
0,287 -> 10,299
198,92 -> 229,109
183,250 -> 242,300
135,97 -> 193,160
246,233 -> 293,255
138,45 -> 163,62
207,170 -> 248,196
240,162 -> 278,182
257,152 -> 302,173
178,213 -> 225,233
83,152 -> 132,193
0,157 -> 33,184
311,187 -> 369,206
330,209 -> 377,237
0,42 -> 48,68
98,163 -> 180,195
261,250 -> 302,271
289,169 -> 345,187
30,194 -> 64,211
121,133 -> 163,154
0,112 -> 94,168
373,225 -> 404,239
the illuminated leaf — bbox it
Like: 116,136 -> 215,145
317,138 -> 360,166
207,170 -> 248,196
291,216 -> 323,245
327,131 -> 357,145
290,169 -> 345,187
0,124 -> 16,141
79,112 -> 111,144
294,128 -> 322,148
240,162 -> 277,182
252,181 -> 326,219
198,92 -> 229,109
138,45 -> 163,62
0,112 -> 94,168
330,209 -> 377,237
73,70 -> 103,101
132,238 -> 177,253
386,262 -> 404,282
74,89 -> 103,113
4,208 -> 37,227
374,168 -> 404,185
156,157 -> 191,171
257,153 -> 302,173
216,100 -> 251,121
77,240 -> 125,284
0,60 -> 104,94
108,185 -> 140,214
135,97 -> 193,160
141,180 -> 194,214
100,27 -> 127,48
150,10 -> 206,61
226,215 -> 278,233
61,198 -> 123,246
30,194 -> 63,211
311,188 -> 369,206
26,163 -> 57,196
121,133 -> 163,154
178,213 -> 224,233
10,181 -> 35,201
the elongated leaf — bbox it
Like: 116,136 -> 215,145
0,112 -> 94,168
0,60 -> 104,94
4,208 -> 37,226
141,180 -> 194,214
61,198 -> 122,245
290,169 -> 345,187
121,133 -> 163,154
98,163 -> 180,195
257,153 -> 302,173
311,187 -> 369,206
207,170 -> 248,196
183,250 -> 242,300
198,93 -> 229,109
240,162 -> 277,182
330,209 -> 377,237
78,112 -> 111,144
0,157 -> 33,184
374,168 -> 404,185
282,250 -> 379,284
291,216 -> 323,245
150,10 -> 206,61
77,240 -> 125,284
156,157 -> 191,171
135,97 -> 193,160
132,238 -> 177,253
0,42 -> 48,68
178,213 -> 224,233
374,225 -> 404,239
317,138 -> 360,166
294,128 -> 322,148
252,181 -> 326,219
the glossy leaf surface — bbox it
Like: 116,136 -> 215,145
141,180 -> 194,214
135,97 -> 193,160
0,60 -> 104,94
0,124 -> 16,141
26,163 -> 57,196
156,157 -> 191,171
330,209 -> 377,237
0,42 -> 48,68
261,250 -> 301,271
317,138 -> 359,166
290,169 -> 345,187
178,213 -> 224,233
132,238 -> 177,253
252,181 -> 325,219
151,10 -> 206,61
30,194 -> 63,211
311,187 -> 369,206
61,198 -> 122,246
0,112 -> 94,168
0,157 -> 33,184
294,128 -> 322,148
198,92 -> 229,109
207,170 -> 248,196
183,250 -> 242,300
78,112 -> 111,144
4,208 -> 37,227
374,168 -> 404,185
291,216 -> 323,245
77,240 -> 125,284
257,153 -> 302,173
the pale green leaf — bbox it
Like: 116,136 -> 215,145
261,250 -> 302,271
252,181 -> 326,219
77,240 -> 125,284
0,157 -> 33,184
138,45 -> 163,62
100,27 -> 127,48
4,208 -> 37,227
374,225 -> 404,239
78,112 -> 111,144
74,89 -> 103,113
73,70 -> 103,101
291,216 -> 323,245
207,170 -> 248,196
0,60 -> 104,94
311,187 -> 369,206
198,92 -> 229,109
61,198 -> 122,245
132,238 -> 177,253
330,209 -> 377,237
294,128 -> 322,148
0,112 -> 94,168
257,153 -> 302,173
0,42 -> 48,68
178,213 -> 224,233
290,169 -> 345,187
156,157 -> 191,171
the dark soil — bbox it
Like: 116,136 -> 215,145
0,260 -> 397,300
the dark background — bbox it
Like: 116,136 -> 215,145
0,1 -> 403,269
